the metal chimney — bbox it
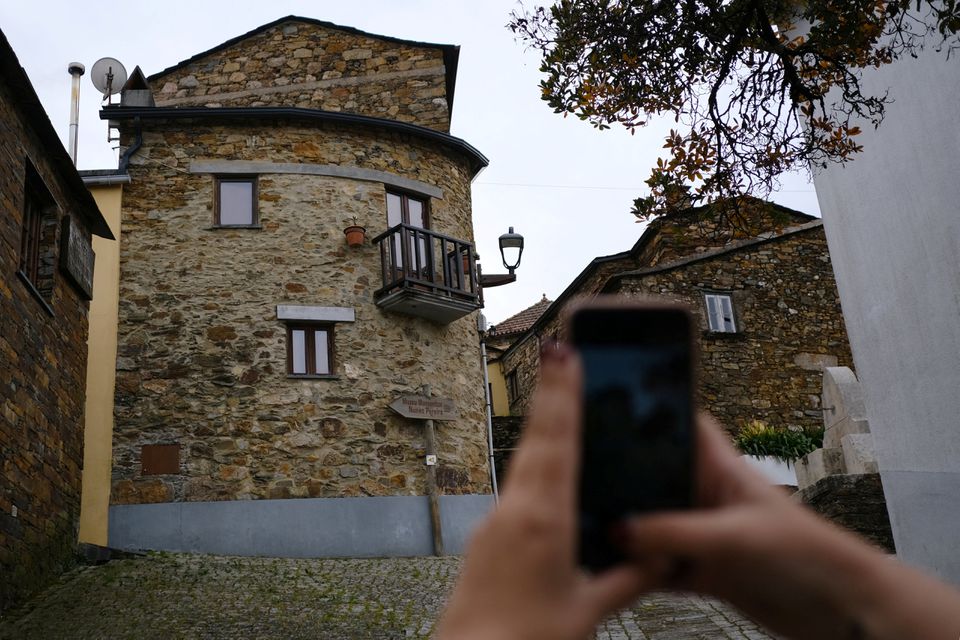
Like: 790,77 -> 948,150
67,62 -> 85,165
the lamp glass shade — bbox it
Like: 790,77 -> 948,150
499,226 -> 524,270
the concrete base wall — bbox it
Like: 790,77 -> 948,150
108,494 -> 493,557
880,471 -> 960,583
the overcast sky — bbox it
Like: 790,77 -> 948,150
2,1 -> 820,324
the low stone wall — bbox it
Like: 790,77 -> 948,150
794,473 -> 895,553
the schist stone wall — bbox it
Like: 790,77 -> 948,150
106,18 -> 495,556
0,80 -> 93,609
502,222 -> 851,434
111,121 -> 490,507
151,19 -> 452,132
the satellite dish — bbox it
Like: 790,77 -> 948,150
90,57 -> 128,100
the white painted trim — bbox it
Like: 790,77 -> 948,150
190,160 -> 443,199
276,305 -> 356,322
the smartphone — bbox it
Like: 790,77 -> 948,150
569,300 -> 696,572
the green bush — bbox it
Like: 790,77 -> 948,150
734,420 -> 824,465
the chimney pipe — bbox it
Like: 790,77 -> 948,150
67,62 -> 85,166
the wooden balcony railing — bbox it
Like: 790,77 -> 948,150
372,224 -> 482,324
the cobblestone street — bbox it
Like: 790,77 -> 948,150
0,553 -> 775,639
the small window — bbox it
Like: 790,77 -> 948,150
704,293 -> 736,333
506,369 -> 520,404
19,163 -> 58,301
215,176 -> 257,226
287,324 -> 334,376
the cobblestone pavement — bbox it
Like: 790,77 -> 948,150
0,554 -> 776,639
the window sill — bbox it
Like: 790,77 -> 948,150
701,330 -> 744,341
16,271 -> 55,317
286,374 -> 340,380
207,224 -> 263,230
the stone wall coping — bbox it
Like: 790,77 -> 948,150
276,305 -> 356,322
101,106 -> 488,176
191,160 -> 443,200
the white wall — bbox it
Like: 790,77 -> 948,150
813,41 -> 960,583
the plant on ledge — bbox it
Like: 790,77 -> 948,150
734,420 -> 824,465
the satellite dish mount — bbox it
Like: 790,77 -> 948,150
90,57 -> 128,105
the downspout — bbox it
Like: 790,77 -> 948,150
118,116 -> 142,173
480,338 -> 500,504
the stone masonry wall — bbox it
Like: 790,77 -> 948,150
151,20 -> 451,132
502,226 -> 851,434
0,81 -> 92,610
613,226 -> 851,433
111,118 -> 490,505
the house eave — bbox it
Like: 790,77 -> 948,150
100,105 -> 488,177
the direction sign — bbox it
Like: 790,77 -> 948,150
389,395 -> 458,421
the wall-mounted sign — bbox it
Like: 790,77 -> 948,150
59,215 -> 95,300
389,395 -> 458,421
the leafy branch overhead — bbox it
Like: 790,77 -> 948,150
510,0 -> 960,226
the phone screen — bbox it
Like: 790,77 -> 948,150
572,305 -> 694,571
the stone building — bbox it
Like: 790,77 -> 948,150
0,29 -> 114,609
102,17 -> 494,557
499,203 -> 852,435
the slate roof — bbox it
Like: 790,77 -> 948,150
488,295 -> 553,339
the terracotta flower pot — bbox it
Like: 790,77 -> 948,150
344,225 -> 366,247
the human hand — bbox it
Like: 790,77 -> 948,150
434,345 -> 651,640
620,415 -> 960,640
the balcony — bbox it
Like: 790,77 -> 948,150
372,224 -> 482,324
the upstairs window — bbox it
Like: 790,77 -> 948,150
287,324 -> 333,377
215,176 -> 257,226
19,163 -> 58,302
704,293 -> 736,333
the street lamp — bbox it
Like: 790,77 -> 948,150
479,227 -> 525,288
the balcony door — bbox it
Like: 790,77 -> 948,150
386,191 -> 430,277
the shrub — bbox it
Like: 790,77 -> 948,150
734,420 -> 824,465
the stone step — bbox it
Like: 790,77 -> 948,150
824,415 -> 871,449
842,433 -> 878,475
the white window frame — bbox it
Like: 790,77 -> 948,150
704,293 -> 737,333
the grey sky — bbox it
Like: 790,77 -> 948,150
1,1 -> 820,324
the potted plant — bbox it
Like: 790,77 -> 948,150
734,420 -> 823,485
344,217 -> 366,247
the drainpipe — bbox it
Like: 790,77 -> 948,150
118,116 -> 143,173
67,62 -> 85,165
480,338 -> 500,504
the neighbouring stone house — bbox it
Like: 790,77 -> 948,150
102,17 -> 493,557
498,203 -> 852,438
0,29 -> 114,610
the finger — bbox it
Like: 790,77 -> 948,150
695,413 -> 780,505
573,565 -> 653,627
620,510 -> 745,558
503,346 -> 583,502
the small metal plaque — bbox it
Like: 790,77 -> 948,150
59,215 -> 95,300
425,455 -> 437,466
389,395 -> 458,421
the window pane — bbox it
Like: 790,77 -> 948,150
705,295 -> 721,331
720,296 -> 736,332
291,329 -> 306,374
219,181 -> 254,225
314,330 -> 330,374
407,198 -> 425,228
387,193 -> 403,227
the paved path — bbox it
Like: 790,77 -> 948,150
0,554 -> 776,639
